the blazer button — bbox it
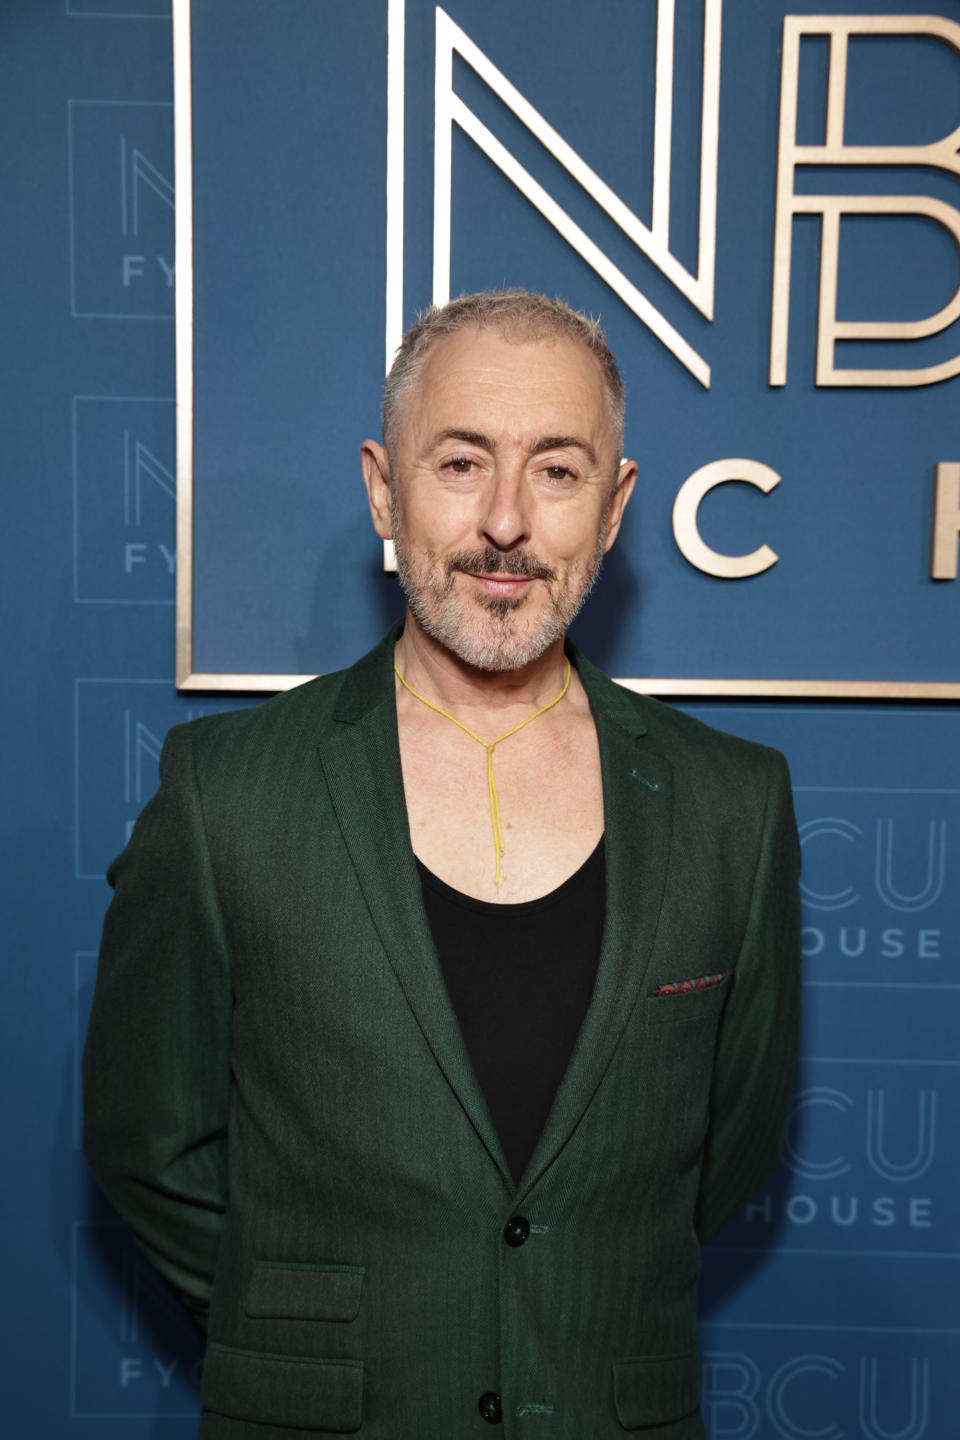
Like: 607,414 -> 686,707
478,1391 -> 503,1424
503,1215 -> 530,1247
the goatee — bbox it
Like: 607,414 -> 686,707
391,501 -> 605,672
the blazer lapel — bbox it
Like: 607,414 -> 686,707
316,629 -> 513,1187
516,649 -> 675,1201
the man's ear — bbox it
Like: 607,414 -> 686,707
360,440 -> 393,541
601,458 -> 639,554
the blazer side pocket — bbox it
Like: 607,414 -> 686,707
613,1352 -> 700,1430
246,1260 -> 365,1322
204,1343 -> 362,1433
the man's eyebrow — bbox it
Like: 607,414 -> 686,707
431,428 -> 599,467
433,428 -> 496,450
531,435 -> 598,466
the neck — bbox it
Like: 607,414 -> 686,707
396,608 -> 569,714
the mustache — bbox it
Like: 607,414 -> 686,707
448,546 -> 556,583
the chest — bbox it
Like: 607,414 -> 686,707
398,711 -> 605,902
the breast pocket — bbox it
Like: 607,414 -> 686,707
640,973 -> 732,1026
202,1262 -> 365,1433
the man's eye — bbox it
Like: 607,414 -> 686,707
542,465 -> 575,483
445,457 -> 475,474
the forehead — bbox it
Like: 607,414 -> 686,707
403,325 -> 611,440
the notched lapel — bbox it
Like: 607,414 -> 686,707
316,635 -> 512,1187
517,661 -> 675,1200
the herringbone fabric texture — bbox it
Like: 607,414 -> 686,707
84,627 -> 802,1438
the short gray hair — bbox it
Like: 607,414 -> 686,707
381,288 -> 625,458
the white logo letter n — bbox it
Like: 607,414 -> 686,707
428,2 -> 721,388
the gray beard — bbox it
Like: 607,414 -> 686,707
391,494 -> 605,672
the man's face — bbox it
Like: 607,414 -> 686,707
363,324 -> 636,672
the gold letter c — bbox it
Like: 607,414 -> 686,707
673,459 -> 780,578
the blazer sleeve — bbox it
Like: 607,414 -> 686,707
694,748 -> 802,1244
82,721 -> 231,1331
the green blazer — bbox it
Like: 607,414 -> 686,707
83,627 -> 801,1439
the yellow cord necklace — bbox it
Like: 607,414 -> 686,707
394,655 -> 572,885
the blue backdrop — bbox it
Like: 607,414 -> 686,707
186,0 -> 960,688
1,3 -> 957,1436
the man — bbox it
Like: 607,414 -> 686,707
84,289 -> 801,1438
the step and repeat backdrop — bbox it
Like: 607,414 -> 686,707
2,1 -> 958,1435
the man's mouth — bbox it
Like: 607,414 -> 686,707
466,572 -> 535,598
448,545 -> 556,585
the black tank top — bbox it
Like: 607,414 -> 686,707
416,839 -> 605,1185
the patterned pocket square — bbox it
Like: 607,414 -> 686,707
650,972 -> 728,997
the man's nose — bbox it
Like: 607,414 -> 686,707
479,465 -> 530,551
